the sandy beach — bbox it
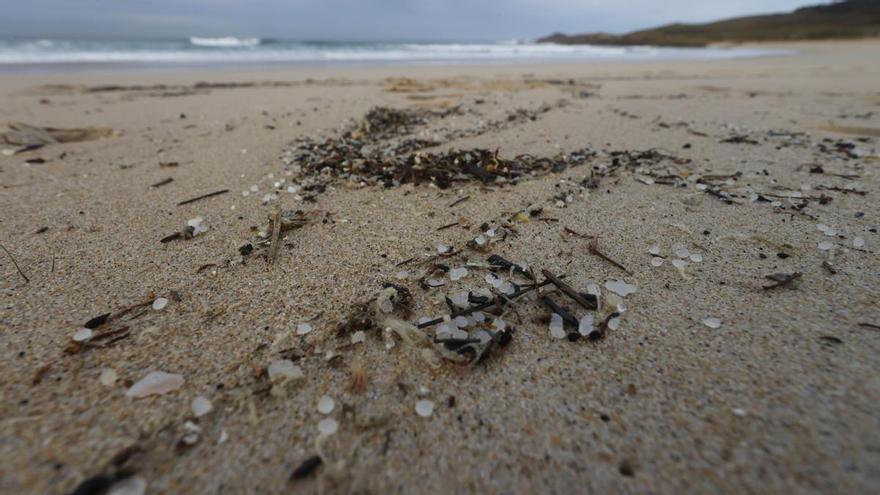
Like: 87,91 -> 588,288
1,40 -> 879,494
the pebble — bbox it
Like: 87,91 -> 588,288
152,297 -> 168,310
650,257 -> 664,267
449,267 -> 468,281
296,322 -> 313,335
351,330 -> 366,344
818,241 -> 834,251
853,236 -> 865,248
415,399 -> 435,418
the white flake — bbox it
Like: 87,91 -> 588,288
99,368 -> 117,386
549,313 -> 566,339
703,317 -> 722,329
351,330 -> 366,344
126,371 -> 184,398
296,322 -> 313,335
449,267 -> 468,281
191,396 -> 213,417
818,241 -> 834,251
318,395 -> 335,414
650,257 -> 664,267
605,280 -> 637,297
267,360 -> 303,381
318,418 -> 339,436
578,314 -> 594,336
853,236 -> 865,248
415,399 -> 435,418
73,328 -> 93,342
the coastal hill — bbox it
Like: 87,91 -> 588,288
538,0 -> 880,47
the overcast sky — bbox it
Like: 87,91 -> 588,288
2,0 -> 822,40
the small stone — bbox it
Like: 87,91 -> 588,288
648,245 -> 660,255
689,253 -> 703,263
191,396 -> 213,417
395,270 -> 409,279
99,368 -> 117,386
732,408 -> 747,417
650,257 -> 664,267
152,297 -> 168,310
126,371 -> 184,398
703,317 -> 722,329
415,399 -> 435,418
73,328 -> 93,342
818,241 -> 834,251
318,418 -> 338,436
351,330 -> 366,344
317,395 -> 335,414
296,322 -> 312,335
437,244 -> 450,254
449,267 -> 468,281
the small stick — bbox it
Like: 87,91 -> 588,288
588,241 -> 632,275
177,189 -> 229,206
541,296 -> 579,327
858,322 -> 880,331
1,243 -> 29,283
541,269 -> 597,310
417,277 -> 560,329
564,227 -> 594,239
150,177 -> 173,188
267,206 -> 282,267
448,196 -> 470,208
437,221 -> 459,231
395,257 -> 415,267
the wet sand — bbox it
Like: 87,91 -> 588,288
1,40 -> 879,494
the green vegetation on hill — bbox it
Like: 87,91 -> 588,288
539,0 -> 880,47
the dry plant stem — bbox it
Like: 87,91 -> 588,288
1,242 -> 29,283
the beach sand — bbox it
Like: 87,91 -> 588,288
1,40 -> 879,494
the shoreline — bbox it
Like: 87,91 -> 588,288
1,39 -> 878,494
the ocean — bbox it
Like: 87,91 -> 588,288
0,37 -> 789,73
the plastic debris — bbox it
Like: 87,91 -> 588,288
549,313 -> 566,339
191,396 -> 213,417
99,368 -> 117,387
296,322 -> 313,335
318,418 -> 338,436
73,328 -> 93,342
126,371 -> 184,398
318,395 -> 335,414
703,317 -> 722,329
267,359 -> 303,381
415,399 -> 435,417
605,280 -> 637,297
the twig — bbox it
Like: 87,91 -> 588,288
150,177 -> 173,188
1,243 -> 29,283
448,196 -> 470,208
437,221 -> 459,231
541,269 -> 597,310
541,296 -> 578,326
858,322 -> 880,331
395,257 -> 415,267
417,277 -> 560,329
564,227 -> 594,239
177,189 -> 229,206
267,206 -> 282,267
588,241 -> 632,275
